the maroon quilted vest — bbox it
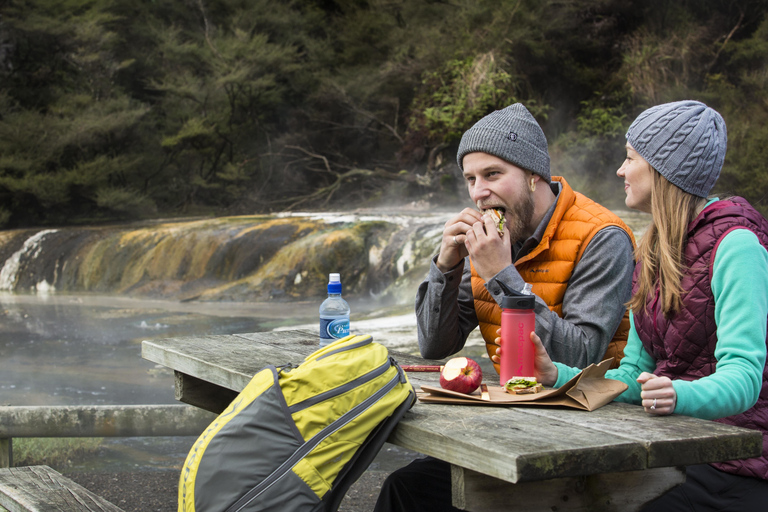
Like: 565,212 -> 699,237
633,197 -> 768,480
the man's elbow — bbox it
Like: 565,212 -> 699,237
417,336 -> 455,360
418,343 -> 448,360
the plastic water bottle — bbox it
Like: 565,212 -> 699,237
319,273 -> 350,346
498,281 -> 536,386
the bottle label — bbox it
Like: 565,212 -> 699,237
320,317 -> 350,340
500,310 -> 535,385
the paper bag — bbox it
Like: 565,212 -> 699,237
417,358 -> 627,411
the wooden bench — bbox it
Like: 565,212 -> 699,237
0,465 -> 125,512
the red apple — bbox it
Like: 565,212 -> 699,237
439,357 -> 483,394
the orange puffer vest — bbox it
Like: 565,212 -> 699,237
471,176 -> 635,373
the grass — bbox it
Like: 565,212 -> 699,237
12,438 -> 103,467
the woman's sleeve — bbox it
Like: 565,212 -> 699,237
553,311 -> 656,401
672,228 -> 768,420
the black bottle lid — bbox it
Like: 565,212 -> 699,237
498,280 -> 535,310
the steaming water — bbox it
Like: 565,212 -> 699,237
0,292 -> 434,473
2,295 -> 259,406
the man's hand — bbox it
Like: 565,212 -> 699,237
637,372 -> 677,415
436,208 -> 484,273
492,328 -> 559,387
464,213 -> 512,281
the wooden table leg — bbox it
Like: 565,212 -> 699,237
451,465 -> 685,512
0,439 -> 10,469
175,371 -> 239,415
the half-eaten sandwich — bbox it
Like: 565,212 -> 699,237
486,207 -> 506,237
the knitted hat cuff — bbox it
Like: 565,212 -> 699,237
457,127 -> 550,180
457,103 -> 551,182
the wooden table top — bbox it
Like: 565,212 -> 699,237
142,329 -> 763,485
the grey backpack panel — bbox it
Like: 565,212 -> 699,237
194,369 -> 304,511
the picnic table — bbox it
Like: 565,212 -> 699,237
142,328 -> 762,512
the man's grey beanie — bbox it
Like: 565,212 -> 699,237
626,100 -> 727,198
457,103 -> 551,183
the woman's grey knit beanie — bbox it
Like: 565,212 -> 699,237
457,103 -> 551,182
626,100 -> 727,198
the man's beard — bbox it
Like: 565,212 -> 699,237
506,187 -> 535,242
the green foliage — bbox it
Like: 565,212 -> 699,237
0,0 -> 156,225
1,0 -> 768,224
95,186 -> 155,215
410,53 -> 518,144
576,101 -> 628,138
701,14 -> 768,214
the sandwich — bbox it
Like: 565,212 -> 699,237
486,207 -> 506,237
504,376 -> 543,395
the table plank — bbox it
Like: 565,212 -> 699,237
142,330 -> 317,392
143,329 -> 442,413
142,329 -> 444,392
452,466 -> 685,512
391,400 -> 763,483
389,403 -> 647,483
520,404 -> 764,468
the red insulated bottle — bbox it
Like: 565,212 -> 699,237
499,285 -> 536,386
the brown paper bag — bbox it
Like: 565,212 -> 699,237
417,358 -> 627,411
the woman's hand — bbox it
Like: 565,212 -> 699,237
491,328 -> 559,387
637,372 -> 677,415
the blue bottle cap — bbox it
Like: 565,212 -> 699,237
328,273 -> 342,293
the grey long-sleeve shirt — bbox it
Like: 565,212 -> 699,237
415,185 -> 635,368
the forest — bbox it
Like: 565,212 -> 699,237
1,0 -> 767,227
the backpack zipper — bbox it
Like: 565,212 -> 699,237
287,358 -> 391,414
275,362 -> 299,374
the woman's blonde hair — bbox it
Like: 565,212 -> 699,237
628,169 -> 703,317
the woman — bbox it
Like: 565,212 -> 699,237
522,100 -> 768,510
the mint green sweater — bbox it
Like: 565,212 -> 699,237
554,204 -> 768,420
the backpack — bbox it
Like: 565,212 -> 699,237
178,333 -> 416,512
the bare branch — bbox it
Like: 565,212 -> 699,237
261,144 -> 429,210
197,0 -> 224,61
283,145 -> 335,174
707,8 -> 744,72
330,83 -> 404,143
427,142 -> 450,173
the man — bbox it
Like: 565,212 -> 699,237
418,102 -> 635,370
373,103 -> 635,512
